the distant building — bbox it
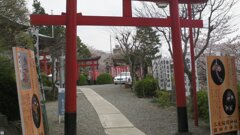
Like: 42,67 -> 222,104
104,45 -> 130,77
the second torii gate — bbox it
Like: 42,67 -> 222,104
31,0 -> 207,134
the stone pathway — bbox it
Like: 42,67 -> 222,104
80,88 -> 145,135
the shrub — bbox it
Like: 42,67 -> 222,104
143,78 -> 158,96
0,56 -> 20,121
78,74 -> 87,86
134,77 -> 158,97
153,90 -> 172,107
145,74 -> 154,79
97,73 -> 112,84
134,80 -> 145,97
197,90 -> 209,122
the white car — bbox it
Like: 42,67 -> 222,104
114,72 -> 132,84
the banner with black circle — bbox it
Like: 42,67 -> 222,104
13,47 -> 45,135
207,56 -> 239,135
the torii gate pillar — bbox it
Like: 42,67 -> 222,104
170,0 -> 189,133
64,0 -> 77,135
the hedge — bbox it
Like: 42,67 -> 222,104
153,90 -> 172,107
78,74 -> 87,86
134,77 -> 158,97
197,90 -> 209,122
0,56 -> 20,121
96,73 -> 112,84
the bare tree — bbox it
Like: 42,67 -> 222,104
113,28 -> 139,83
134,0 -> 238,109
216,37 -> 240,79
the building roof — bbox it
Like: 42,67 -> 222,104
78,56 -> 101,61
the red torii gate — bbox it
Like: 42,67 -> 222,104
30,0 -> 207,134
77,56 -> 101,83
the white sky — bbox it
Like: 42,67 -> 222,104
26,0 -> 240,53
26,0 -> 128,53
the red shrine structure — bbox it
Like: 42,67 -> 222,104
38,36 -> 56,76
30,0 -> 208,134
77,56 -> 101,84
39,52 -> 51,75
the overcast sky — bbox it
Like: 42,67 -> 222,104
26,0 -> 130,53
26,0 -> 240,53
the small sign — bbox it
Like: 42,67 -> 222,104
207,56 -> 239,135
13,47 -> 45,135
58,88 -> 65,116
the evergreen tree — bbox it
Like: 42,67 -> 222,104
0,0 -> 29,23
77,37 -> 91,59
0,0 -> 30,50
32,0 -> 45,14
135,27 -> 160,77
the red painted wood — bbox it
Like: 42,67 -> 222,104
78,64 -> 98,67
30,15 -> 65,25
123,0 -> 132,17
31,15 -> 203,28
170,0 -> 186,107
77,58 -> 100,81
65,0 -> 77,113
77,16 -> 203,27
188,3 -> 198,126
43,54 -> 48,75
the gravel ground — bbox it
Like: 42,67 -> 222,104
80,84 -> 210,135
46,93 -> 106,135
46,84 -> 210,135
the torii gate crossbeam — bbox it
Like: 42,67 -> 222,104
30,0 -> 207,134
31,15 -> 203,27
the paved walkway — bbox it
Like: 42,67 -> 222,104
80,88 -> 145,135
46,84 -> 210,135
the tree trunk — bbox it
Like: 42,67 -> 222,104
143,64 -> 148,78
186,71 -> 194,117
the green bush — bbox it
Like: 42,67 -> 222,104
153,90 -> 172,107
0,56 -> 20,121
134,80 -> 145,97
96,73 -> 112,84
134,77 -> 158,97
197,90 -> 209,122
78,74 -> 87,86
145,74 -> 154,79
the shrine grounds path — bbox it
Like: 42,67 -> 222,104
46,84 -> 210,135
